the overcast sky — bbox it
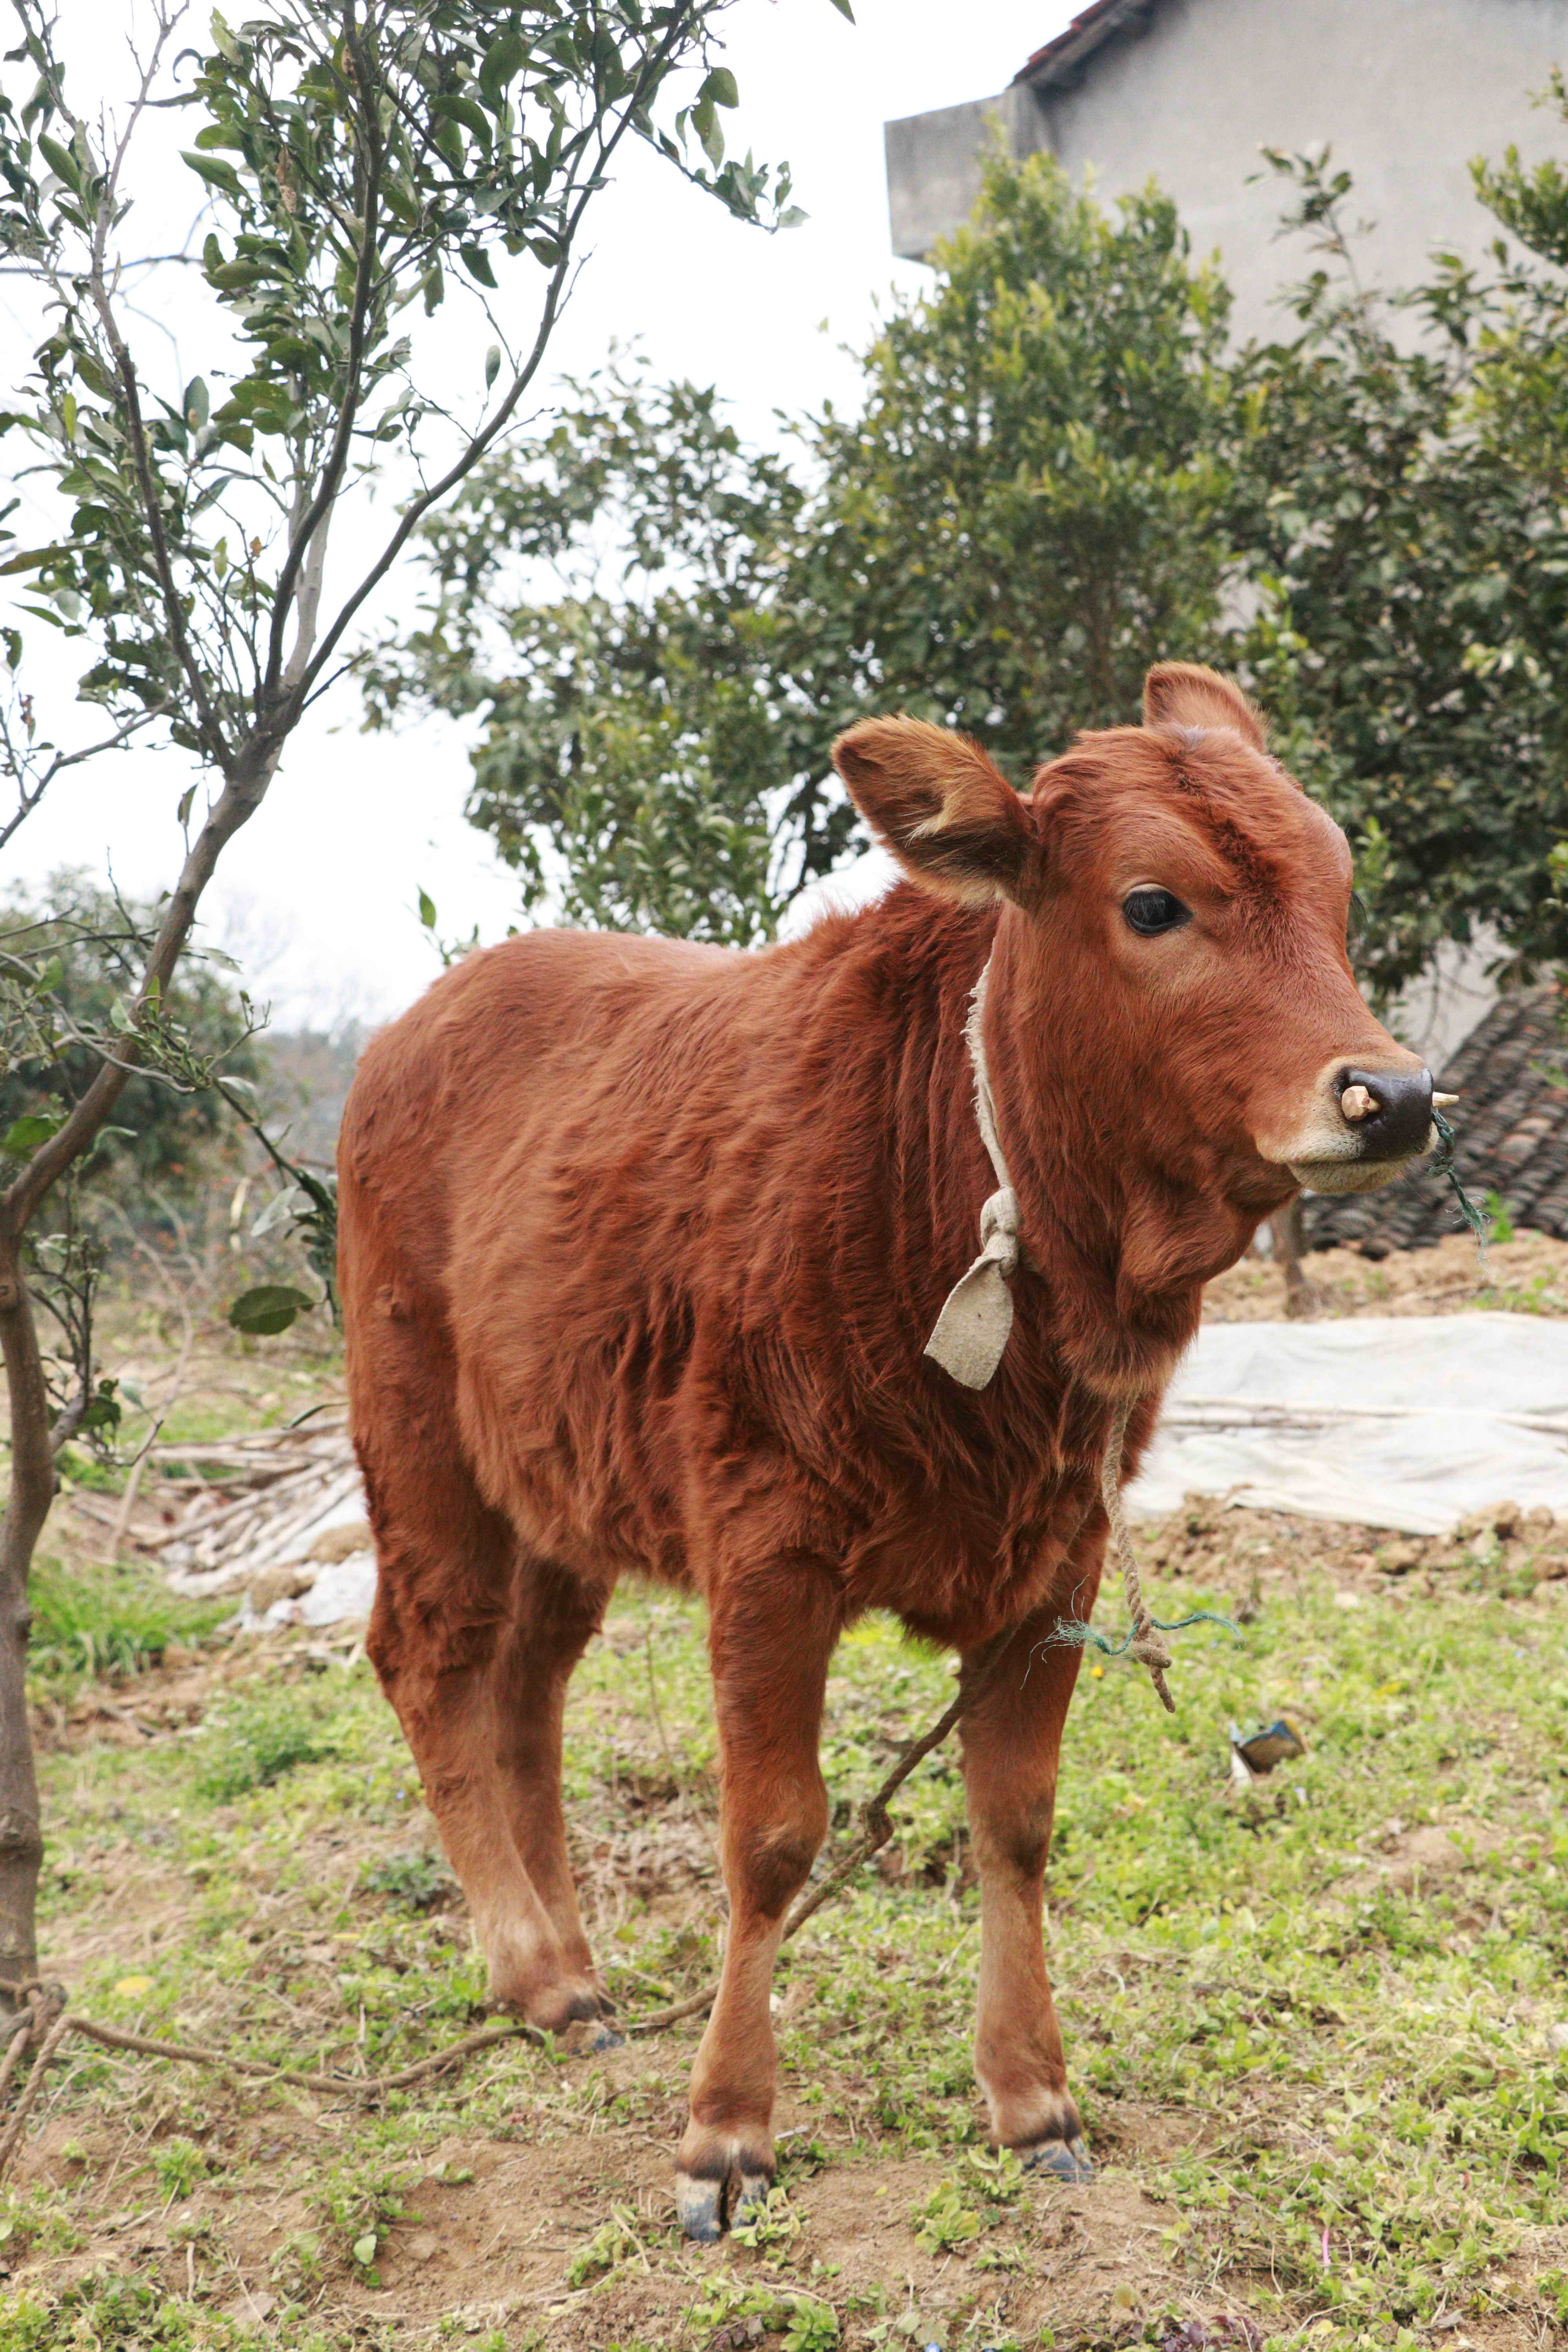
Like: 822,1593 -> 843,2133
3,0 -> 1076,1029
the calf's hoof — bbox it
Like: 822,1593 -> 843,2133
1019,2132 -> 1094,2183
673,2165 -> 775,2242
675,2170 -> 725,2243
492,1973 -> 615,2037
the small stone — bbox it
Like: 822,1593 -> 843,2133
225,2290 -> 274,2325
248,1564 -> 316,1613
1532,1555 -> 1568,1584
306,1518 -> 374,1565
407,2230 -> 438,2261
1378,1540 -> 1423,1574
1332,1589 -> 1363,1610
1548,2022 -> 1568,2054
1492,1501 -> 1523,1541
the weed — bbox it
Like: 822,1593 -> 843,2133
729,2184 -> 801,2250
910,2174 -> 984,2254
692,2282 -> 840,2350
194,1687 -> 344,1800
27,1555 -> 223,1686
565,2206 -> 644,2285
359,1845 -> 456,1912
150,2135 -> 207,2201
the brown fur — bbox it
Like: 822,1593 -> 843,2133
338,664 -> 1423,2220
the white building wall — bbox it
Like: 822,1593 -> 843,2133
888,0 -> 1568,339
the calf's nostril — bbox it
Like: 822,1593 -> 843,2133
1338,1065 -> 1435,1160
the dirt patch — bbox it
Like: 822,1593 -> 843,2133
1203,1226 -> 1568,1321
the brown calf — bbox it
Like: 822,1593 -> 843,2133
338,665 -> 1432,2239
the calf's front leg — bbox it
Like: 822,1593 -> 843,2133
676,1562 -> 840,2242
960,1593 -> 1095,2182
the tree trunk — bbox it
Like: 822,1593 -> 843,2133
0,1235 -> 52,1995
0,740 -> 282,1998
1272,1198 -> 1317,1319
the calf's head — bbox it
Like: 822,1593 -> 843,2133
833,665 -> 1432,1272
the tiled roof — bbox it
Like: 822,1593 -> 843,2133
1304,987 -> 1568,1256
1014,1 -> 1163,94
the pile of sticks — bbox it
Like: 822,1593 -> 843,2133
71,1410 -> 362,1595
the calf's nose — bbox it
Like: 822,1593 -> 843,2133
1337,1065 -> 1434,1161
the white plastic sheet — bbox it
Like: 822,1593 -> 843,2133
1126,1312 -> 1568,1535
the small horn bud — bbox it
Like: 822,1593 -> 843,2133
1340,1083 -> 1374,1122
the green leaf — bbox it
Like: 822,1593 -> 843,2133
417,887 -> 437,929
0,546 -> 65,576
484,345 -> 501,392
458,244 -> 497,290
699,67 -> 739,110
479,28 -> 526,100
177,784 -> 197,828
693,99 -> 723,171
433,93 -> 492,148
36,132 -> 81,192
181,149 -> 242,196
183,377 -> 210,431
350,2232 -> 377,2269
35,955 -> 63,996
827,0 -> 855,16
108,996 -> 134,1033
2,1112 -> 64,1159
228,1285 -> 317,1338
209,258 -> 263,289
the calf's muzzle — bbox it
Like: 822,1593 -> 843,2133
1334,1064 -> 1434,1162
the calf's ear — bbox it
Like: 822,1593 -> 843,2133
831,715 -> 1039,903
1143,662 -> 1267,751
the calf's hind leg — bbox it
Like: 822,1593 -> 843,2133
676,1561 -> 841,2242
363,1461 -> 609,2034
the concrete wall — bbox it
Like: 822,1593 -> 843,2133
886,84 -> 1048,263
887,0 -> 1568,336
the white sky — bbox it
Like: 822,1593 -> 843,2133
2,0 -> 1075,1029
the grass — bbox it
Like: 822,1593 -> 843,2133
27,1555 -> 229,1690
2,1523 -> 1566,2351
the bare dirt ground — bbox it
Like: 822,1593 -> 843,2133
1203,1230 -> 1568,1323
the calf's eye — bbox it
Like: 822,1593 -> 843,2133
1122,887 -> 1191,937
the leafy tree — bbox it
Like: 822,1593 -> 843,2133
0,0 -> 819,1989
381,107 -> 1568,1001
367,367 -> 811,942
0,873 -> 262,1211
370,149 -> 1239,939
1229,118 -> 1568,997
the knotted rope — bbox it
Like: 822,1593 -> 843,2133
1099,1396 -> 1175,1713
923,959 -> 1022,1391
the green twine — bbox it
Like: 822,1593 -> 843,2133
1044,1608 -> 1240,1661
1430,1105 -> 1489,1266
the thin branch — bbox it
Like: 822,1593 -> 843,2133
289,0 -> 704,715
259,4 -> 385,706
0,701 -> 173,855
